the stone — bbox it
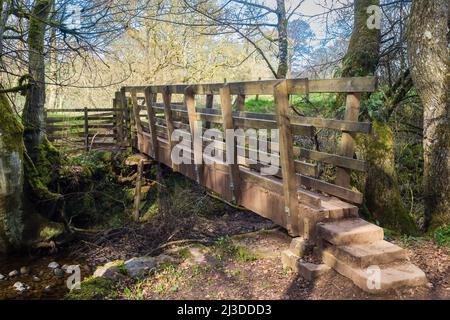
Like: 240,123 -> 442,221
53,268 -> 64,278
61,264 -> 69,272
43,285 -> 52,293
48,261 -> 60,269
322,250 -> 427,294
124,255 -> 175,279
324,240 -> 407,269
0,273 -> 5,281
13,282 -> 29,293
299,263 -> 331,281
32,276 -> 41,282
289,237 -> 309,257
318,218 -> 384,246
8,270 -> 19,277
281,250 -> 301,272
20,266 -> 30,275
93,261 -> 124,280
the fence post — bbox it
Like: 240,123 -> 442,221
144,87 -> 159,160
114,92 -> 124,146
84,107 -> 89,152
120,88 -> 131,149
220,85 -> 241,203
274,80 -> 299,236
162,86 -> 177,171
185,86 -> 203,184
335,93 -> 361,188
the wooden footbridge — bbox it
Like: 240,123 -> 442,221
117,77 -> 375,239
46,76 -> 428,292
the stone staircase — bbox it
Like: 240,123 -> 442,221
282,217 -> 427,294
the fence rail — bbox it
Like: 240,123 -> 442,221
45,107 -> 128,152
117,77 -> 376,237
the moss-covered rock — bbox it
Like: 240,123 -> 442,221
65,277 -> 116,300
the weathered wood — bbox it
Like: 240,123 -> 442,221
274,80 -> 300,236
299,175 -> 363,204
300,148 -> 367,172
84,107 -> 89,151
133,159 -> 145,221
115,92 -> 125,146
124,77 -> 376,95
162,87 -> 178,171
185,87 -> 202,183
131,89 -> 144,151
205,94 -> 214,129
144,87 -> 159,159
336,93 -> 361,187
220,85 -> 241,203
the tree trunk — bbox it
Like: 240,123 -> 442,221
0,92 -> 25,253
276,0 -> 288,79
22,0 -> 53,162
342,0 -> 417,234
407,0 -> 449,230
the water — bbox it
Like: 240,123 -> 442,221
0,252 -> 91,300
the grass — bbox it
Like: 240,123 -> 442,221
432,225 -> 450,247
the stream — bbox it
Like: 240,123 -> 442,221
0,251 -> 92,300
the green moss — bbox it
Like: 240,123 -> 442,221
0,93 -> 24,153
65,277 -> 116,300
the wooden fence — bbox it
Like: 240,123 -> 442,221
45,107 -> 129,152
118,77 -> 375,238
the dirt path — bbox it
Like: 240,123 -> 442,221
110,220 -> 449,300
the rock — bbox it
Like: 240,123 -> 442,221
53,268 -> 64,278
124,255 -> 176,279
427,282 -> 434,289
0,273 -> 5,281
20,266 -> 30,275
61,264 -> 69,272
8,270 -> 19,277
13,282 -> 29,293
39,270 -> 44,277
93,261 -> 124,280
32,276 -> 41,282
43,285 -> 52,293
48,261 -> 60,269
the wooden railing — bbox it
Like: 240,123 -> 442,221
45,107 -> 128,152
116,77 -> 375,236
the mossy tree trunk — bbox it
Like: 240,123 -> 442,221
276,0 -> 288,79
0,93 -> 25,253
407,0 -> 449,231
22,0 -> 53,162
342,0 -> 417,234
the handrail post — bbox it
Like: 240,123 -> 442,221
185,86 -> 203,184
220,84 -> 241,203
162,86 -> 177,172
144,87 -> 159,160
274,80 -> 300,236
131,89 -> 143,151
114,92 -> 124,146
336,93 -> 361,188
120,88 -> 131,149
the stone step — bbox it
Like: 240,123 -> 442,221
323,240 -> 407,269
318,218 -> 384,246
322,250 -> 427,293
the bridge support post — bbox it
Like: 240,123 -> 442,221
131,89 -> 144,152
185,87 -> 203,185
274,80 -> 300,237
162,86 -> 178,172
220,85 -> 241,204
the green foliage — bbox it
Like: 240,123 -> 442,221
432,226 -> 450,247
66,277 -> 116,300
244,98 -> 274,113
214,236 -> 257,262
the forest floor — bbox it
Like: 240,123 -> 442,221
1,207 -> 449,300
71,209 -> 449,300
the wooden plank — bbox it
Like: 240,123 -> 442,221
205,94 -> 214,129
336,93 -> 361,187
144,87 -> 159,159
299,175 -> 363,204
114,92 -> 125,146
274,80 -> 300,236
299,148 -> 367,172
290,116 -> 371,133
162,87 -> 178,171
131,89 -> 144,151
185,87 -> 203,184
123,77 -> 376,95
220,85 -> 241,203
233,117 -> 314,137
46,108 -> 120,113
